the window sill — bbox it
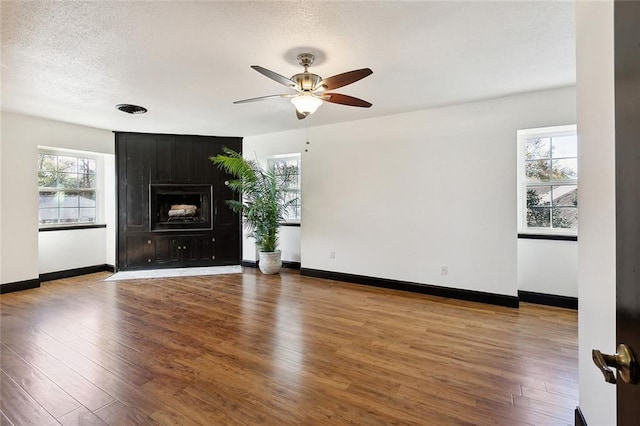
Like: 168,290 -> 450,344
279,222 -> 301,227
518,233 -> 577,242
39,224 -> 107,232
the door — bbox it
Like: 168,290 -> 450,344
614,0 -> 640,421
593,1 -> 640,422
592,2 -> 640,423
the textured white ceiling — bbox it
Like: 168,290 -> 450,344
1,1 -> 575,137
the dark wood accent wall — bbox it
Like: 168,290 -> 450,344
115,132 -> 242,271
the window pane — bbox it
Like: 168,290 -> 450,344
60,192 -> 79,207
39,208 -> 59,224
552,135 -> 577,158
553,207 -> 578,229
78,174 -> 95,189
58,172 -> 78,188
39,154 -> 57,172
37,152 -> 98,226
57,156 -> 77,173
527,207 -> 551,228
552,159 -> 578,179
79,191 -> 96,207
526,186 -> 551,207
39,191 -> 59,208
525,160 -> 551,181
59,208 -> 79,222
525,138 -> 550,160
78,158 -> 96,174
79,208 -> 96,222
38,171 -> 58,187
552,185 -> 578,207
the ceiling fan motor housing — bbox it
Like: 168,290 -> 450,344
291,73 -> 323,91
297,53 -> 315,68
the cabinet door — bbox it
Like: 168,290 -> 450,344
153,237 -> 180,265
182,236 -> 216,265
153,137 -> 194,183
154,138 -> 175,182
117,134 -> 153,232
214,230 -> 241,265
124,236 -> 154,269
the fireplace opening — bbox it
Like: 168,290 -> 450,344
150,184 -> 213,231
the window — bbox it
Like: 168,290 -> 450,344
38,149 -> 99,226
268,154 -> 301,223
517,125 -> 578,235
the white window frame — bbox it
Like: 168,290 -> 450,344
267,153 -> 301,224
38,146 -> 104,228
517,124 -> 578,236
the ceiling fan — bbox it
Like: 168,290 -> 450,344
234,53 -> 373,120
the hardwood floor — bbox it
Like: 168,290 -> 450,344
0,269 -> 578,425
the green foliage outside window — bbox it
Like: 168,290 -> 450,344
523,135 -> 578,231
38,152 -> 97,225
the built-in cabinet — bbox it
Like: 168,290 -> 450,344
116,132 -> 242,271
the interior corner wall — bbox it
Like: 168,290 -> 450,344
0,116 -> 4,283
517,239 -> 578,297
0,112 -> 114,284
243,129 -> 307,263
576,0 -> 617,424
247,87 -> 576,296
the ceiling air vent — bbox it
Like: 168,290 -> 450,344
116,104 -> 148,114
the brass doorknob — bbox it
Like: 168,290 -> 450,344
592,344 -> 638,385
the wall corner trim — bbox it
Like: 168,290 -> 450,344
300,268 -> 519,308
518,290 -> 578,310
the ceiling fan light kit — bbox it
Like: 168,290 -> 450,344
291,94 -> 323,116
234,53 -> 373,120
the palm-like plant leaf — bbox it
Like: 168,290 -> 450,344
210,148 -> 299,252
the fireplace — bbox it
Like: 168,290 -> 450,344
150,184 -> 213,231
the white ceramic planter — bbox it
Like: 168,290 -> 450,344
258,250 -> 282,274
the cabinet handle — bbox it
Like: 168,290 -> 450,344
212,255 -> 216,260
147,240 -> 152,245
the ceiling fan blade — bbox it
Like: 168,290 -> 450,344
251,65 -> 297,88
323,93 -> 372,108
296,110 -> 307,120
317,68 -> 373,91
233,94 -> 294,104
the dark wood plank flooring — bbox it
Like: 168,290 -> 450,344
0,269 -> 577,425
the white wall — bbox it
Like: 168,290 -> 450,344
247,87 -> 576,297
243,128 -> 306,263
103,154 -> 116,266
0,116 -> 4,283
518,239 -> 578,297
576,1 -> 617,424
0,112 -> 114,285
38,228 -> 107,274
278,226 -> 301,264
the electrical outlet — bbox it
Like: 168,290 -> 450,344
441,266 -> 448,275
330,250 -> 336,259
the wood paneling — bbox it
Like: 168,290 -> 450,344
116,132 -> 242,271
0,270 -> 578,425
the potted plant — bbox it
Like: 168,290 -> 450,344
210,148 -> 298,274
